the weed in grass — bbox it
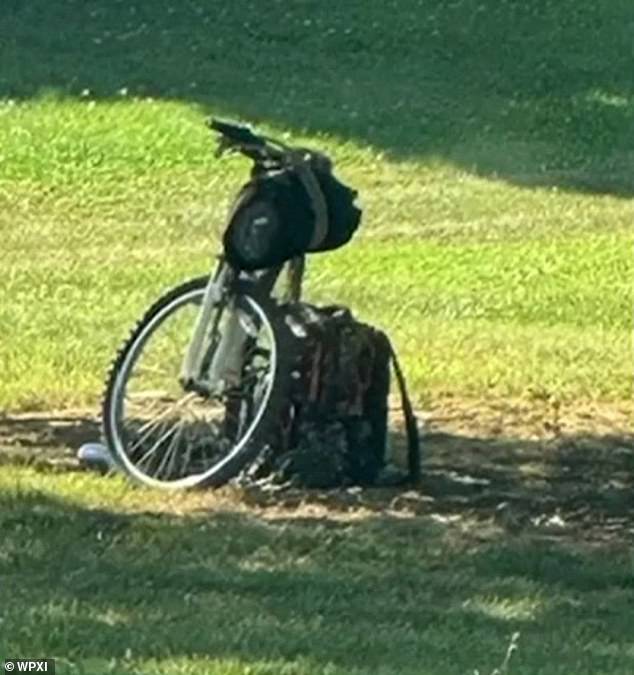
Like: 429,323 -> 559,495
474,632 -> 520,675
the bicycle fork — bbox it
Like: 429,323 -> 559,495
180,261 -> 292,397
179,262 -> 245,395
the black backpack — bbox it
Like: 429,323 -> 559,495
223,153 -> 362,271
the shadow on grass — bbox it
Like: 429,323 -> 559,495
0,413 -> 99,471
234,426 -> 634,542
2,0 -> 633,196
416,429 -> 634,530
0,414 -> 100,451
1,488 -> 633,674
1,409 -> 633,536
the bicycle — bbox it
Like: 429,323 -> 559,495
102,119 -> 360,489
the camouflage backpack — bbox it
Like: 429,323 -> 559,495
241,303 -> 420,489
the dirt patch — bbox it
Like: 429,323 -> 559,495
409,397 -> 634,544
1,398 -> 633,542
0,408 -> 99,471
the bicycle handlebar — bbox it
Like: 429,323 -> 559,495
207,117 -> 332,249
208,118 -> 265,147
206,117 -> 304,166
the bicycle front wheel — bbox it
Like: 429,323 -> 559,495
102,277 -> 293,489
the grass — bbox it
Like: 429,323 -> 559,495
0,3 -> 633,673
0,114 -> 632,409
0,0 -> 633,410
1,467 -> 633,675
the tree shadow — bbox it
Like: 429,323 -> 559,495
2,0 -> 633,196
233,425 -> 634,541
1,489 -> 633,674
0,412 -> 99,470
415,428 -> 634,536
2,403 -> 634,671
2,408 -> 633,538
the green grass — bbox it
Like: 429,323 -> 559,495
1,468 -> 633,675
0,98 -> 631,408
1,5 -> 633,674
1,1 -> 633,410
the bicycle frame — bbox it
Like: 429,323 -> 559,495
178,118 -> 326,395
179,255 -> 304,395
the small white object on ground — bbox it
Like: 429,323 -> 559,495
77,442 -> 118,473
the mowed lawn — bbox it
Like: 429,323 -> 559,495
0,0 -> 632,410
1,1 -> 633,674
1,468 -> 634,675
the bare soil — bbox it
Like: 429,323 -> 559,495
1,398 -> 632,542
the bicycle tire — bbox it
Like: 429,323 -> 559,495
101,276 -> 295,489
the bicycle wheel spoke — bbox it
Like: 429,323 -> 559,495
156,421 -> 186,479
129,392 -> 197,436
105,281 -> 281,489
127,416 -> 169,457
179,425 -> 195,478
239,368 -> 270,387
135,422 -> 179,470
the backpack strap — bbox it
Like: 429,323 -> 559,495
388,343 -> 421,482
291,152 -> 329,250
